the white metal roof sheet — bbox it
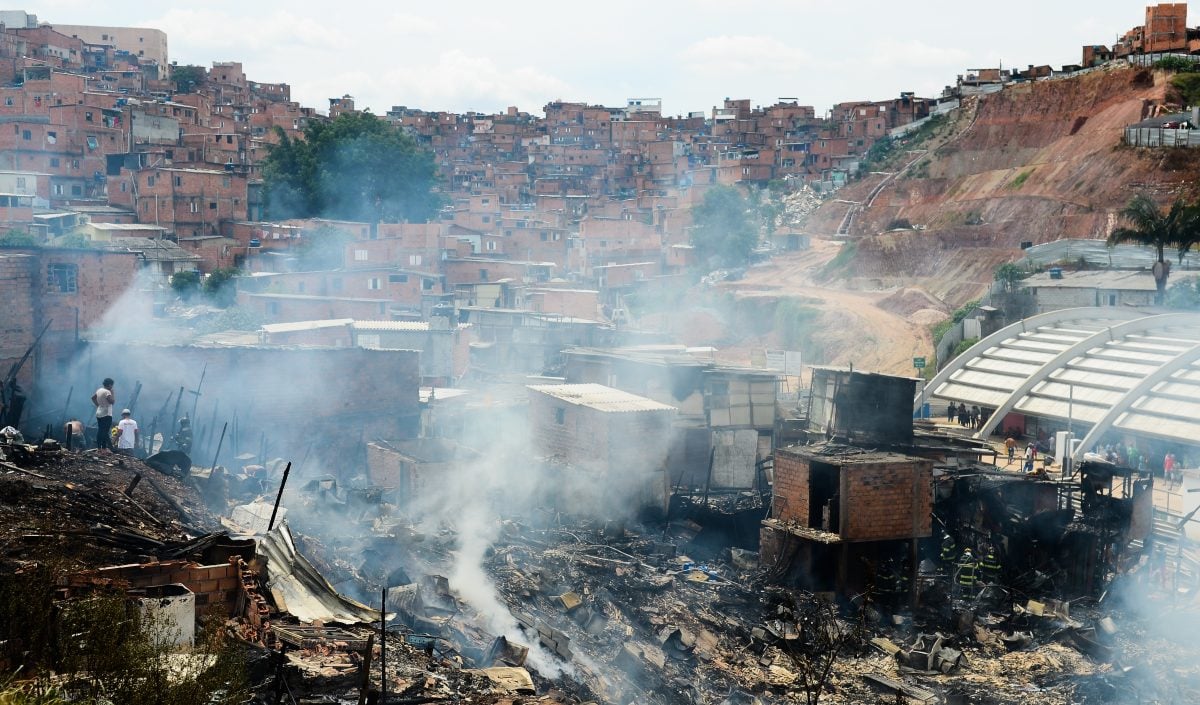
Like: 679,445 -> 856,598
1015,398 -> 1107,423
527,382 -> 677,413
353,320 -> 432,331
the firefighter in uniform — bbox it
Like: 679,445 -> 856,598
940,534 -> 957,565
878,557 -> 909,607
979,548 -> 1001,585
956,548 -> 978,596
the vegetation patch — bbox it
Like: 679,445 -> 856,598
953,336 -> 980,358
773,298 -> 823,363
690,185 -> 758,267
1007,169 -> 1034,189
931,299 -> 980,345
818,240 -> 858,279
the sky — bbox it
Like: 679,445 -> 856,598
29,0 -> 1150,116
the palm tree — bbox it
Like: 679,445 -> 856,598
1107,194 -> 1200,305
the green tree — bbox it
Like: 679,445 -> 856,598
1171,72 -> 1200,107
1154,56 -> 1200,73
169,269 -> 200,301
55,232 -> 91,249
0,230 -> 39,247
262,112 -> 441,223
171,64 -> 206,93
691,185 -> 758,266
994,262 -> 1026,292
294,225 -> 354,270
1107,194 -> 1200,304
1166,277 -> 1200,309
202,268 -> 240,307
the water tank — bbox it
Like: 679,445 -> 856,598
1049,267 -> 1063,279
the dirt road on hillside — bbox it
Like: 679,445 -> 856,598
718,238 -> 935,376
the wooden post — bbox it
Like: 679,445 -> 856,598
207,422 -> 228,485
190,363 -> 207,421
357,633 -> 375,705
380,588 -> 387,703
127,380 -> 142,414
205,400 -> 220,455
58,386 -> 73,441
170,385 -> 184,437
267,462 -> 291,532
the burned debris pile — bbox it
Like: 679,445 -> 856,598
4,361 -> 1200,705
0,444 -> 216,567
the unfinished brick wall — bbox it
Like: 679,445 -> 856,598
0,254 -> 36,377
771,448 -> 810,523
68,560 -> 241,615
529,395 -> 610,472
770,447 -> 933,542
2,247 -> 143,392
841,460 -> 933,541
528,388 -> 674,514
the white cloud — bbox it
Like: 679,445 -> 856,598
380,13 -> 438,36
866,39 -> 970,69
147,8 -> 348,54
680,35 -> 812,76
297,50 -> 573,115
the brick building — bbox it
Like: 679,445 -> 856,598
365,438 -> 480,506
107,166 -> 249,239
49,24 -> 169,78
760,443 -> 933,594
527,383 -> 676,516
0,246 -> 145,392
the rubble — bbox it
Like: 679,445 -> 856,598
0,447 -> 216,568
4,366 -> 1200,705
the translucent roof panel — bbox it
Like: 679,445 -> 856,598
925,308 -> 1200,450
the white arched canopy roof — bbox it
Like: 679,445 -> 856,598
920,307 -> 1200,456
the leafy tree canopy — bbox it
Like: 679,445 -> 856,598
1107,193 -> 1200,302
203,267 -> 240,308
994,262 -> 1027,291
0,230 -> 38,247
171,64 -> 206,94
1171,72 -> 1200,107
170,270 -> 200,301
1154,56 -> 1200,73
691,185 -> 758,267
262,112 -> 441,224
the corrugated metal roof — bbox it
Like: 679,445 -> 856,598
1023,238 -> 1200,270
527,382 -> 677,413
261,319 -> 353,333
353,320 -> 431,331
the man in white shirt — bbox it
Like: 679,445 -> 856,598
116,408 -> 139,455
91,378 -> 115,450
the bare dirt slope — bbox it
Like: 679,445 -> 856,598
714,239 -> 934,377
832,64 -> 1200,305
676,65 -> 1200,375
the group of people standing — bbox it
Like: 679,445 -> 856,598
1100,443 -> 1186,484
65,378 -> 194,457
946,401 -> 987,430
84,377 -> 139,454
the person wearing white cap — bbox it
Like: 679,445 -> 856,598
115,408 -> 139,455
